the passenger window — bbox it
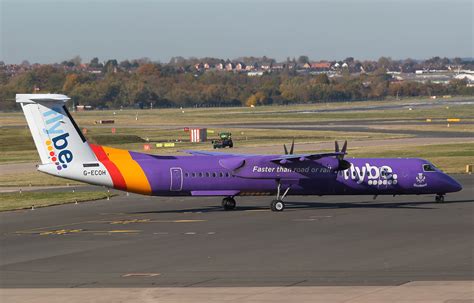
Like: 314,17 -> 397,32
219,172 -> 224,177
423,164 -> 436,172
184,173 -> 189,178
205,172 -> 210,177
191,173 -> 196,177
199,172 -> 203,177
212,172 -> 217,177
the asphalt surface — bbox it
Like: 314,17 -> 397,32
0,175 -> 472,288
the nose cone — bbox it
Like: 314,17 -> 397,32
444,175 -> 462,193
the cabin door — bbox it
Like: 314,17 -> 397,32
170,167 -> 183,191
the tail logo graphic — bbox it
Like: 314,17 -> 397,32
43,107 -> 73,170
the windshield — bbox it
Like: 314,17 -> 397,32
423,163 -> 437,172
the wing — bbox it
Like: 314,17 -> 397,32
270,152 -> 346,163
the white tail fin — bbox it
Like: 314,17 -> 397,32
17,94 -> 97,171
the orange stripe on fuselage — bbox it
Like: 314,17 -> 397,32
100,146 -> 152,195
90,144 -> 127,191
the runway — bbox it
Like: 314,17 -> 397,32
1,175 -> 472,289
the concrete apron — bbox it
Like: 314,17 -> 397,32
1,281 -> 473,303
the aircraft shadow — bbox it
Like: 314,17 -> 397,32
130,199 -> 473,214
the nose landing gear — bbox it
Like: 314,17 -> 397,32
271,182 -> 291,212
435,194 -> 445,203
271,199 -> 285,211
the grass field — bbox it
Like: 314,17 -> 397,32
0,191 -> 113,212
1,97 -> 474,127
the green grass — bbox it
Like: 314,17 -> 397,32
0,172 -> 83,187
0,191 -> 113,212
2,98 -> 473,127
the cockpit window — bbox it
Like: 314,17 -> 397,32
423,164 -> 436,172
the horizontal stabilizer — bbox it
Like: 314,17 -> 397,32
16,94 -> 70,104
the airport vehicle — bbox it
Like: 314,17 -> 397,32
212,132 -> 233,149
17,94 -> 462,211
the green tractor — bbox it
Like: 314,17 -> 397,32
212,132 -> 233,149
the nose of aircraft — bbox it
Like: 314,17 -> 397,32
443,175 -> 462,193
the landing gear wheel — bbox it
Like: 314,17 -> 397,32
435,194 -> 445,203
271,199 -> 285,212
222,197 -> 236,211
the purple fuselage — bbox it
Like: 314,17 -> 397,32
129,152 -> 462,197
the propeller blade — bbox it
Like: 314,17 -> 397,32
289,138 -> 295,155
338,159 -> 351,170
283,144 -> 288,155
335,141 -> 339,153
341,140 -> 347,154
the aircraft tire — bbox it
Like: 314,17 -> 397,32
222,197 -> 236,210
435,195 -> 445,203
271,200 -> 285,212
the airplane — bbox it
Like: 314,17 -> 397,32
16,93 -> 462,211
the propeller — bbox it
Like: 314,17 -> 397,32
283,138 -> 295,155
335,140 -> 351,170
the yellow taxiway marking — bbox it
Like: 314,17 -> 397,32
13,218 -> 205,235
110,219 -> 151,225
16,229 -> 141,236
106,219 -> 206,224
106,230 -> 141,233
39,229 -> 83,236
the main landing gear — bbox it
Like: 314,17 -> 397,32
435,194 -> 445,203
271,183 -> 291,212
222,196 -> 236,211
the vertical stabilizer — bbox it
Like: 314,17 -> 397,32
16,94 -> 97,172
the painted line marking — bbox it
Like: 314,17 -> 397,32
121,273 -> 160,278
207,232 -> 216,235
101,219 -> 207,225
153,232 -> 169,235
39,229 -> 83,236
16,229 -> 141,236
292,219 -> 318,222
184,232 -> 196,235
110,219 -> 151,225
106,230 -> 141,233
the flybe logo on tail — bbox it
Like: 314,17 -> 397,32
43,108 -> 73,171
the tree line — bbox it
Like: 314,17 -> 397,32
0,60 -> 472,111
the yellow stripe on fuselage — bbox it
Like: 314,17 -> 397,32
101,146 -> 152,195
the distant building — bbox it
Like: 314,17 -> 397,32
194,63 -> 204,71
235,62 -> 246,71
76,105 -> 94,111
225,62 -> 235,71
310,62 -> 331,70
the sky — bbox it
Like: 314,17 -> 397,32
0,0 -> 472,64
